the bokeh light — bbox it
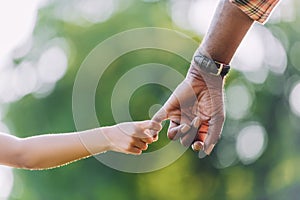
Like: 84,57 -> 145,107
169,0 -> 218,35
0,166 -> 14,200
289,82 -> 300,117
268,0 -> 296,23
289,41 -> 300,72
0,0 -> 40,67
236,123 -> 268,165
0,121 -> 10,134
232,24 -> 265,72
226,82 -> 253,120
169,0 -> 192,30
53,0 -> 118,26
215,139 -> 237,169
242,67 -> 269,84
0,68 -> 21,103
0,45 -> 68,104
263,28 -> 287,74
12,62 -> 38,97
232,23 -> 287,84
37,46 -> 68,84
188,0 -> 218,35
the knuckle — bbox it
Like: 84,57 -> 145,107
143,143 -> 148,150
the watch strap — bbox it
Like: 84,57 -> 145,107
193,53 -> 230,78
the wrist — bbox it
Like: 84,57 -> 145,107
78,127 -> 110,155
192,49 -> 230,78
100,126 -> 116,152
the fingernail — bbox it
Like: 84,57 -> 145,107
192,144 -> 197,151
181,124 -> 190,134
204,144 -> 215,155
193,117 -> 201,128
192,142 -> 203,151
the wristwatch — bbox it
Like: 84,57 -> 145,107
193,53 -> 230,78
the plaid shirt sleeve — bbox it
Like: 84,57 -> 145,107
229,0 -> 281,23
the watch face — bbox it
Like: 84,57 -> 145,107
194,54 -> 219,75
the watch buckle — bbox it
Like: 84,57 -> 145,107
210,62 -> 224,76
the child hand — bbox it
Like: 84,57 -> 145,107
104,120 -> 162,155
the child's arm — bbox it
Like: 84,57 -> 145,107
0,120 -> 161,170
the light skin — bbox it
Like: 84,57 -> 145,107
0,120 -> 161,170
153,0 -> 254,155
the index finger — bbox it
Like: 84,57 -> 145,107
151,107 -> 168,123
141,120 -> 162,132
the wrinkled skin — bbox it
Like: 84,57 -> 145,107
153,56 -> 225,156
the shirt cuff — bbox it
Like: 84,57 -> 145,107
229,0 -> 280,24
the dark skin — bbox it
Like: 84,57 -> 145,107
152,0 -> 254,155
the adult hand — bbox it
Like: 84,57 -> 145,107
152,50 -> 226,156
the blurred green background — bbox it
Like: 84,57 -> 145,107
0,0 -> 300,199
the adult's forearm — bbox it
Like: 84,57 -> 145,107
199,0 -> 254,64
